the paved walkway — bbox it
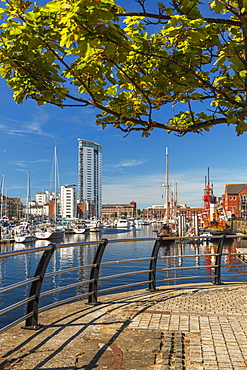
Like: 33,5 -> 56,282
1,283 -> 247,369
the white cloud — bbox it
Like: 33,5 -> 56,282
103,174 -> 168,208
12,159 -> 50,173
103,166 -> 247,209
1,108 -> 54,138
113,159 -> 147,168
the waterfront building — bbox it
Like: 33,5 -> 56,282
223,183 -> 247,219
144,204 -> 203,222
61,184 -> 77,219
34,191 -> 55,218
144,205 -> 166,219
77,139 -> 102,219
49,193 -> 61,220
35,191 -> 50,205
178,206 -> 204,221
0,196 -> 23,219
23,202 -> 46,218
102,201 -> 136,218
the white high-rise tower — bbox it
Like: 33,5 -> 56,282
77,139 -> 102,219
61,184 -> 76,219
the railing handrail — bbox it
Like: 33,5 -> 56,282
0,234 -> 246,333
0,234 -> 243,259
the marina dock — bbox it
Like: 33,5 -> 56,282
0,237 -> 14,244
1,282 -> 247,369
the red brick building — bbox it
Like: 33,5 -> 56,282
102,201 -> 136,218
178,206 -> 204,220
144,205 -> 203,222
223,183 -> 247,219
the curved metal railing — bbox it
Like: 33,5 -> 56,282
1,234 -> 247,333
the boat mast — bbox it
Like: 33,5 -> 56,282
0,173 -> 4,219
26,172 -> 31,221
53,146 -> 61,224
174,181 -> 178,221
54,146 -> 57,223
165,147 -> 169,223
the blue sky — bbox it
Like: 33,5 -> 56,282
1,0 -> 247,209
1,74 -> 247,210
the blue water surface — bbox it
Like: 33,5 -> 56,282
1,225 -> 247,329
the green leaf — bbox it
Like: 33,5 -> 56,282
239,70 -> 247,78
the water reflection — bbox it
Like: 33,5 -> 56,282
156,237 -> 247,285
1,228 -> 247,328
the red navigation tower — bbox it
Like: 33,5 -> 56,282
203,168 -> 213,212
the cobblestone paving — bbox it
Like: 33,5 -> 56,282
125,286 -> 247,369
1,284 -> 247,369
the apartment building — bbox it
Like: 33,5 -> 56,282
77,139 -> 102,219
223,183 -> 247,219
61,184 -> 77,219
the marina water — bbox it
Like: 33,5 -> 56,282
1,224 -> 247,329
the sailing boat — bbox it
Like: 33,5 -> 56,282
15,172 -> 36,243
158,147 -> 177,239
35,222 -> 64,240
14,222 -> 36,243
35,147 -> 64,241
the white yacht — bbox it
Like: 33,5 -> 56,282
116,218 -> 131,228
14,229 -> 36,243
35,224 -> 64,240
87,219 -> 103,232
14,222 -> 36,243
73,223 -> 90,234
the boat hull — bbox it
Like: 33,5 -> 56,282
35,229 -> 64,240
74,228 -> 90,234
15,235 -> 36,243
116,218 -> 131,228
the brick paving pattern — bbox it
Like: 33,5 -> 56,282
126,286 -> 247,369
1,283 -> 247,369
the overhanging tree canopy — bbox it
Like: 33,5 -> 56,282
0,0 -> 247,136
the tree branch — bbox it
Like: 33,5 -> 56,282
117,11 -> 241,27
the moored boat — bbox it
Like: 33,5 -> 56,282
116,217 -> 131,228
14,222 -> 36,243
35,224 -> 64,240
73,223 -> 90,234
35,147 -> 65,241
87,219 -> 103,232
14,229 -> 36,243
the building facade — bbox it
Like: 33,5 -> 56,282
61,185 -> 77,219
0,196 -> 23,219
35,191 -> 50,205
102,201 -> 136,218
223,183 -> 247,219
78,139 -> 102,219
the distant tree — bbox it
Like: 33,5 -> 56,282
1,0 -> 247,136
136,209 -> 143,217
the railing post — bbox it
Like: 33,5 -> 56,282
214,235 -> 226,285
148,237 -> 162,291
23,243 -> 56,330
88,239 -> 108,305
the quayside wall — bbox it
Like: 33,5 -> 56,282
230,220 -> 247,234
